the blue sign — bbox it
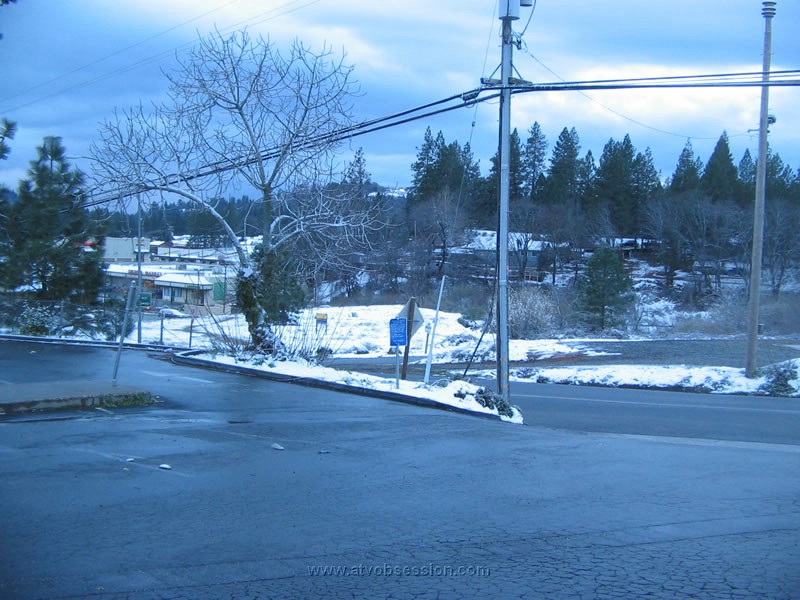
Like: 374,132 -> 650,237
389,318 -> 408,347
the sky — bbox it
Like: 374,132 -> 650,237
1,0 -> 799,194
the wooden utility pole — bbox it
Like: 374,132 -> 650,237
401,297 -> 416,380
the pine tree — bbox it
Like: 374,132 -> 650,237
4,137 -> 105,303
669,140 -> 703,193
521,122 -> 548,201
580,246 -> 633,331
542,127 -> 581,207
344,147 -> 371,189
0,118 -> 15,161
736,149 -> 756,205
631,147 -> 662,232
410,127 -> 438,200
486,128 -> 525,202
766,150 -> 795,200
700,133 -> 738,203
594,135 -> 636,236
410,129 -> 478,205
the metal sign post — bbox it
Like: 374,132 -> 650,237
112,280 -> 137,385
389,317 -> 408,389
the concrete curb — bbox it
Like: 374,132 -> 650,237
171,350 -> 512,423
0,333 -> 183,352
0,336 -> 514,423
0,380 -> 152,416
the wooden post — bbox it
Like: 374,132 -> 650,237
401,297 -> 416,380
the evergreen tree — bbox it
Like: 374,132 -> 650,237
579,246 -> 633,331
239,245 -> 306,325
593,135 -> 636,235
766,150 -> 795,200
410,128 -> 443,201
576,150 -> 596,204
344,147 -> 371,189
542,127 -> 581,207
485,128 -> 525,202
521,122 -> 548,201
631,147 -> 662,232
410,128 -> 481,224
736,149 -> 756,205
700,133 -> 737,203
410,127 -> 478,203
4,137 -> 105,302
0,118 -> 15,161
669,140 -> 703,193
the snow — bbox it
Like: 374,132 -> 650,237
126,303 -> 800,424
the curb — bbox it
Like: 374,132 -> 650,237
0,333 -> 184,352
0,381 -> 152,416
0,336 -> 515,423
171,350 -> 511,422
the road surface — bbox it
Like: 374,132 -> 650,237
1,340 -> 798,599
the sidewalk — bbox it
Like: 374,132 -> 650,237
0,380 -> 151,416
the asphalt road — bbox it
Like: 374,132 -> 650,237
328,336 -> 800,375
1,340 -> 799,599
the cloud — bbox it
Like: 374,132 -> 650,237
0,0 -> 798,191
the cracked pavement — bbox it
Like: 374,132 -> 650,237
0,342 -> 798,599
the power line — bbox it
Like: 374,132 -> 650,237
78,91 -> 497,210
76,69 -> 800,211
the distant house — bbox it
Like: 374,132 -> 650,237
104,263 -> 226,311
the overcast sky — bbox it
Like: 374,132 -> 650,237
1,0 -> 798,194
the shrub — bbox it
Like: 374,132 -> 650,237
454,385 -> 514,418
509,285 -> 558,339
19,302 -> 60,336
757,360 -> 800,397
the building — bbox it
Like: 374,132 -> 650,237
104,262 -> 233,313
104,236 -> 151,262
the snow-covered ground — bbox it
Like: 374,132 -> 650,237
130,303 -> 800,424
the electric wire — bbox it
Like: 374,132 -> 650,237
519,48 -> 722,140
75,68 -> 800,210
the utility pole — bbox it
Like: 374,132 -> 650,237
136,193 -> 143,344
495,0 -> 532,405
745,1 -> 776,378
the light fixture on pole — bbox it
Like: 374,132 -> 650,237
745,1 -> 776,378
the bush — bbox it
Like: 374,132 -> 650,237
453,385 -> 514,418
757,360 -> 800,397
19,302 -> 60,336
65,301 -> 132,341
509,285 -> 558,339
673,288 -> 747,336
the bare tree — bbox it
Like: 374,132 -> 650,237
645,194 -> 683,288
764,197 -> 800,296
509,199 -> 538,280
91,30 -> 383,351
408,188 -> 466,280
